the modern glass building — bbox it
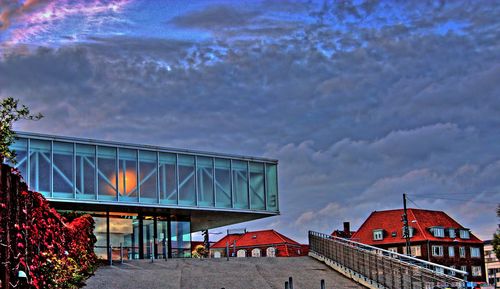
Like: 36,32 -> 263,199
8,132 -> 279,260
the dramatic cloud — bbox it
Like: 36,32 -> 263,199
1,0 -> 499,242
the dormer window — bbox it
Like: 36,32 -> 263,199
448,228 -> 456,238
459,229 -> 470,239
373,229 -> 384,241
431,227 -> 445,238
402,226 -> 414,238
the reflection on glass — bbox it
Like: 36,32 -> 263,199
266,164 -> 278,211
157,218 -> 169,259
53,141 -> 74,198
159,153 -> 177,205
9,138 -> 28,178
249,162 -> 265,210
93,215 -> 107,260
98,146 -> 117,201
110,215 -> 139,260
178,155 -> 195,206
29,139 -> 51,196
197,156 -> 214,207
232,160 -> 248,209
215,158 -> 231,208
118,149 -> 138,202
143,217 -> 154,258
76,144 -> 96,200
171,220 -> 191,258
139,151 -> 157,203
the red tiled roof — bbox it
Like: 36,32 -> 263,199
211,229 -> 301,249
350,208 -> 482,245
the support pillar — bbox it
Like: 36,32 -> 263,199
139,213 -> 144,259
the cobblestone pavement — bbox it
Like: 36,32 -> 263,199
83,257 -> 365,289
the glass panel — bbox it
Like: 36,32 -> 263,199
9,138 -> 28,178
171,219 -> 191,258
196,156 -> 214,207
266,163 -> 278,211
139,151 -> 157,203
53,141 -> 74,198
119,149 -> 138,202
93,215 -> 107,260
159,153 -> 177,205
249,162 -> 265,210
109,214 -> 139,260
98,146 -> 117,201
232,160 -> 248,209
29,139 -> 51,196
143,217 -> 155,259
178,155 -> 195,206
215,158 -> 231,208
76,144 -> 95,200
156,218 -> 169,259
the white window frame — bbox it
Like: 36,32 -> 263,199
448,246 -> 455,257
459,229 -> 470,239
459,246 -> 466,258
373,229 -> 384,241
460,265 -> 467,273
472,266 -> 482,277
449,265 -> 456,276
435,267 -> 444,274
470,247 -> 480,258
432,227 -> 445,238
388,247 -> 398,253
403,245 -> 422,257
432,245 -> 444,257
448,228 -> 456,238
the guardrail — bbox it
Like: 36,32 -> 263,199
309,231 -> 467,289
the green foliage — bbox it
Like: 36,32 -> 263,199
0,97 -> 43,164
493,232 -> 500,260
494,205 -> 500,260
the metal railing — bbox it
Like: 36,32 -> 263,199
309,231 -> 467,289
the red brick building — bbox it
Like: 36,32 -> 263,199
210,229 -> 308,258
351,209 -> 486,282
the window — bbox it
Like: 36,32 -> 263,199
472,266 -> 482,277
448,228 -> 456,238
435,267 -> 444,274
448,246 -> 455,257
402,226 -> 414,238
403,245 -> 421,257
459,229 -> 470,239
432,245 -> 444,257
373,229 -> 384,241
449,265 -> 456,276
431,227 -> 445,238
459,246 -> 466,258
470,247 -> 480,258
460,265 -> 467,274
388,247 -> 398,253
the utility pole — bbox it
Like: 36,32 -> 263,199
402,193 -> 411,255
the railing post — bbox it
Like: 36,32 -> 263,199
120,242 -> 123,264
109,245 -> 113,266
150,240 -> 154,263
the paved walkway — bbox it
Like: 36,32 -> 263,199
83,257 -> 365,289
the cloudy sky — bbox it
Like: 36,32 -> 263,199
1,0 -> 499,243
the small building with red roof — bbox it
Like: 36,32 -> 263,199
210,229 -> 307,258
350,208 -> 485,282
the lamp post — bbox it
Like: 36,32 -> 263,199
402,193 -> 411,255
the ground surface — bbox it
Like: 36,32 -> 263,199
83,256 -> 365,289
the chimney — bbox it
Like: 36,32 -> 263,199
343,222 -> 350,235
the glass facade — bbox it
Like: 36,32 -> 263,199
8,132 -> 280,260
10,133 -> 279,213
